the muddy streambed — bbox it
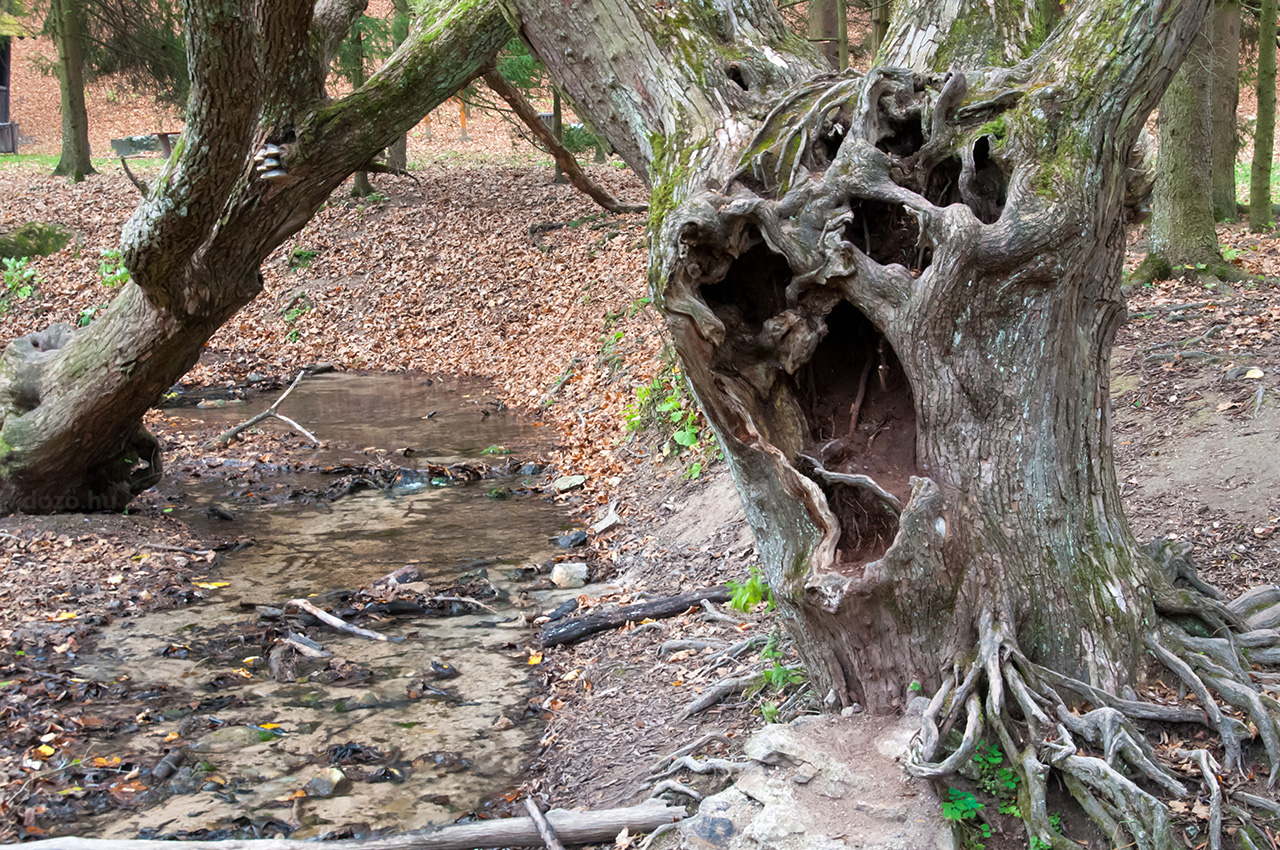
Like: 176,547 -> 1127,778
67,374 -> 579,840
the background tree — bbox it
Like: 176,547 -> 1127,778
1211,0 -> 1241,221
1251,0 -> 1276,230
333,12 -> 392,197
385,0 -> 411,172
80,0 -> 186,106
46,0 -> 92,180
1135,12 -> 1242,283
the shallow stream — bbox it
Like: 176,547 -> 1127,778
70,374 -> 578,840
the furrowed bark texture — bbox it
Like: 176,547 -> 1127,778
514,0 -> 1209,713
0,0 -> 512,513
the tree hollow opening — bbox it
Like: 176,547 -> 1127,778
843,199 -> 930,273
795,301 -> 917,566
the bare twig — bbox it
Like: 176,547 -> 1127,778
286,598 -> 400,642
202,370 -> 318,449
649,733 -> 731,774
143,542 -> 215,558
119,157 -> 148,196
524,798 -> 567,850
678,674 -> 755,721
483,69 -> 646,215
428,595 -> 499,614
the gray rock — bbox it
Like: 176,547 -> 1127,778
304,767 -> 351,798
189,726 -> 271,754
552,475 -> 587,492
551,562 -> 589,588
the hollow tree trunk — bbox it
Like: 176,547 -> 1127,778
49,0 -> 94,181
0,0 -> 512,513
518,2 -> 1280,840
1210,0 -> 1241,222
516,0 -> 1204,715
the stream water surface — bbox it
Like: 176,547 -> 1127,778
69,374 -> 577,840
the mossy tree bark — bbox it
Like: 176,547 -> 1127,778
49,0 -> 94,182
1251,0 -> 1277,231
511,0 -> 1280,845
1135,11 -> 1242,284
0,0 -> 511,513
1211,0 -> 1241,222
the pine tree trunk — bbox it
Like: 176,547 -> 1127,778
50,0 -> 94,181
1211,0 -> 1241,221
0,0 -> 511,513
1251,0 -> 1277,231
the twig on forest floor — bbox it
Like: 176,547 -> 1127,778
1144,324 -> 1226,352
677,674 -> 755,721
524,797 -> 567,850
202,369 -> 318,449
639,821 -> 682,850
1142,349 -> 1217,364
659,639 -> 728,657
649,733 -> 732,774
285,598 -> 400,642
143,542 -> 215,558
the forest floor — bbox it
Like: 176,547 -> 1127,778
1,104 -> 1279,844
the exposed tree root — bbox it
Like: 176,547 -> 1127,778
905,602 -> 1280,850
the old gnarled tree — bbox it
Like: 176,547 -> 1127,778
2,0 -> 1279,846
509,0 -> 1280,846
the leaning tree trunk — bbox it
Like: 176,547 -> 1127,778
513,0 -> 1280,845
49,0 -> 94,181
0,0 -> 511,513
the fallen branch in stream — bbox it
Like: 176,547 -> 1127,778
539,587 -> 732,647
29,802 -> 687,850
285,598 -> 401,642
202,370 -> 319,449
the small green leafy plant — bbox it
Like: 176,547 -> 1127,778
941,788 -> 991,849
77,305 -> 101,327
282,293 -> 313,342
98,248 -> 129,287
623,353 -> 718,478
288,246 -> 319,270
727,566 -> 773,613
2,257 -> 40,302
974,741 -> 1019,799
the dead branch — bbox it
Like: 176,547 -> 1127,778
29,802 -> 687,850
202,370 -> 319,449
483,69 -> 646,215
677,674 -> 755,721
119,157 -> 148,196
143,542 -> 215,558
427,594 -> 499,614
649,733 -> 732,774
524,797 -> 567,850
286,598 -> 401,642
540,587 -> 732,647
